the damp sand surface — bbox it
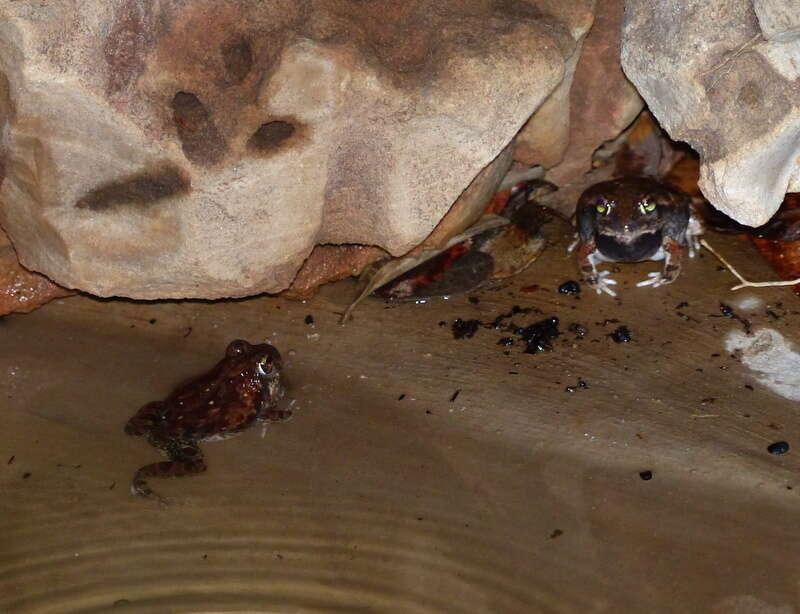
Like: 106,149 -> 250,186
2,233 -> 800,613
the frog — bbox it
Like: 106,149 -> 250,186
572,176 -> 701,297
124,339 -> 287,502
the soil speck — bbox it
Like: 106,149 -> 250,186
564,378 -> 589,393
568,323 -> 587,339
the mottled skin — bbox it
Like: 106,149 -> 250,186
574,177 -> 698,296
125,339 -> 286,502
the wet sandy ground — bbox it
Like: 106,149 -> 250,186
2,229 -> 800,613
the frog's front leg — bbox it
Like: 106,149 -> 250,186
636,237 -> 683,288
686,211 -> 704,257
576,240 -> 618,297
131,442 -> 207,502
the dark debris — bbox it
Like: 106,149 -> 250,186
609,326 -> 632,343
768,441 -> 790,455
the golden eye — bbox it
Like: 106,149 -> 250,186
640,200 -> 656,213
596,204 -> 606,214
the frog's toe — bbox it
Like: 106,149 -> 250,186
594,271 -> 618,297
636,272 -> 666,288
566,235 -> 580,253
130,481 -> 171,506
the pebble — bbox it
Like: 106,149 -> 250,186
558,280 -> 581,295
767,441 -> 790,455
610,326 -> 632,343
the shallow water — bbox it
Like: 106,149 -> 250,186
2,233 -> 800,613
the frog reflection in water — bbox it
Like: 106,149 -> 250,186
573,177 -> 701,296
125,339 -> 287,502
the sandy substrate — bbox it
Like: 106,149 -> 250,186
2,230 -> 799,613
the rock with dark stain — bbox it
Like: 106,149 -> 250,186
248,121 -> 296,154
76,165 -> 190,210
0,1 -> 590,299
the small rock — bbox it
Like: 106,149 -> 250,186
609,326 -> 632,343
452,318 -> 481,340
767,441 -> 790,455
558,280 -> 581,295
516,316 -> 560,354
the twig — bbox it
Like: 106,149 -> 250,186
700,238 -> 800,291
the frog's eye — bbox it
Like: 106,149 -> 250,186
595,198 -> 609,214
639,199 -> 657,213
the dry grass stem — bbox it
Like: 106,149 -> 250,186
700,238 -> 800,291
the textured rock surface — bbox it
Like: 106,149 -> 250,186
513,2 -> 595,168
546,0 -> 642,188
419,144 -> 514,251
284,244 -> 387,300
0,229 -> 72,315
622,0 -> 800,227
0,0 -> 587,299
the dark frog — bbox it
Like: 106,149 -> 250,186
125,339 -> 287,502
572,177 -> 701,296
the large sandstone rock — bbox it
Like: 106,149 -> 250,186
545,0 -> 643,188
622,0 -> 800,227
0,1 -> 588,299
513,3 -> 595,168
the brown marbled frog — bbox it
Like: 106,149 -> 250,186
125,339 -> 287,501
573,176 -> 701,296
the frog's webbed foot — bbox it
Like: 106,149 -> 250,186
130,477 -> 171,507
577,243 -> 616,297
636,271 -> 678,288
587,270 -> 618,297
643,237 -> 683,287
